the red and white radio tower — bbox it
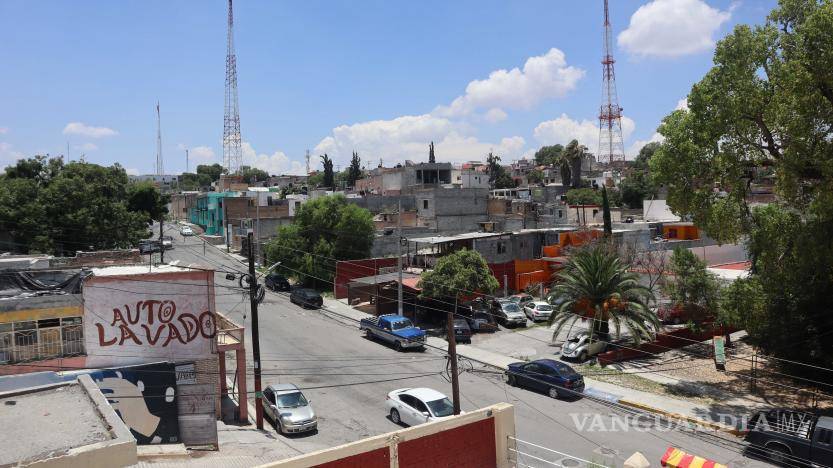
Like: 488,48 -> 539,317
598,0 -> 626,165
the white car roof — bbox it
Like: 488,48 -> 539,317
403,387 -> 447,402
531,301 -> 551,307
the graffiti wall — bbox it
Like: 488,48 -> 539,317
83,269 -> 217,367
92,362 -> 180,444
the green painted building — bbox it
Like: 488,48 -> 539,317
190,192 -> 240,236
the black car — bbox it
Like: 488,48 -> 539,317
451,319 -> 472,344
138,240 -> 162,254
289,288 -> 323,309
264,273 -> 290,292
506,359 -> 584,399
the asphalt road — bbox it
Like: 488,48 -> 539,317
158,223 -> 770,467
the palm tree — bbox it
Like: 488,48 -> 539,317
547,245 -> 659,346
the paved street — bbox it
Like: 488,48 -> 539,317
160,223 -> 770,467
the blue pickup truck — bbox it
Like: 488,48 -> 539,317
359,315 -> 426,352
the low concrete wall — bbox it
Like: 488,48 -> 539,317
258,403 -> 515,468
12,375 -> 137,468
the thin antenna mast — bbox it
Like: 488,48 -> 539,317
223,0 -> 243,175
598,0 -> 626,165
156,102 -> 164,175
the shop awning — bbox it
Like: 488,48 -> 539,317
661,447 -> 727,468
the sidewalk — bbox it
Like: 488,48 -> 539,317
320,296 -> 746,435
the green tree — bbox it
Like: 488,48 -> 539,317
196,163 -> 226,182
264,195 -> 373,286
486,152 -> 516,189
418,248 -> 499,308
347,151 -> 362,187
648,0 -> 833,372
320,154 -> 335,189
665,247 -> 721,323
602,186 -> 612,237
527,169 -> 544,184
533,144 -> 564,166
127,182 -> 170,224
0,157 -> 150,254
565,188 -> 602,205
239,166 -> 270,184
177,172 -> 212,190
563,140 -> 587,189
547,245 -> 658,345
428,141 -> 436,164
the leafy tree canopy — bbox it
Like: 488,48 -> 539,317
127,181 -> 170,223
533,144 -> 564,166
0,156 -> 150,254
196,163 -> 226,182
320,154 -> 334,189
665,247 -> 721,321
486,152 -> 516,189
239,166 -> 270,184
419,248 -> 499,301
264,195 -> 374,286
565,188 -> 602,206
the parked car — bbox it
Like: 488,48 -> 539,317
360,314 -> 426,351
451,318 -> 472,344
160,235 -> 174,250
491,299 -> 527,327
465,311 -> 498,333
289,288 -> 323,308
745,409 -> 833,466
179,226 -> 194,236
560,330 -> 608,362
508,293 -> 535,310
386,387 -> 455,426
506,359 -> 585,399
524,301 -> 553,322
263,383 -> 317,434
264,273 -> 291,292
138,240 -> 161,254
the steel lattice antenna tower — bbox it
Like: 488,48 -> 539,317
598,0 -> 626,166
156,102 -> 164,175
223,0 -> 243,175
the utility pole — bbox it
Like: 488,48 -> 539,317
397,197 -> 403,315
159,217 -> 165,263
185,148 -> 190,174
247,230 -> 264,429
446,302 -> 461,415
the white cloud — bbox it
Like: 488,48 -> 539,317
433,48 -> 585,118
675,97 -> 689,111
533,113 -> 636,150
627,132 -> 665,158
76,142 -> 98,151
0,127 -> 8,135
62,122 -> 118,138
618,0 -> 732,58
313,113 -> 526,166
242,142 -> 306,176
0,142 -> 24,164
484,108 -> 508,123
125,167 -> 140,176
189,146 -> 215,161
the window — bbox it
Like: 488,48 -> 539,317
558,210 -> 563,219
264,389 -> 275,405
592,209 -> 599,217
412,398 -> 429,414
819,429 -> 833,445
497,241 -> 507,254
399,394 -> 417,408
423,200 -> 429,209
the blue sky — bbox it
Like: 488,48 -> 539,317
0,0 -> 777,175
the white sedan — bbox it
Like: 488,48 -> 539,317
524,301 -> 554,322
386,387 -> 455,426
180,226 -> 194,236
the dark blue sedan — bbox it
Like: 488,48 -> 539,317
505,359 -> 585,399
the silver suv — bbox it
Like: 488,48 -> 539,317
263,384 -> 317,434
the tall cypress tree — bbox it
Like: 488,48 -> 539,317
428,141 -> 435,164
321,154 -> 334,189
602,185 -> 613,237
347,151 -> 362,187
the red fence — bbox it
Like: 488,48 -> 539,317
334,258 -> 398,299
597,325 -> 733,366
